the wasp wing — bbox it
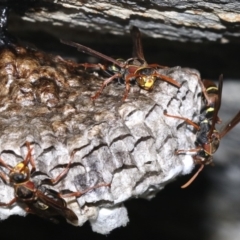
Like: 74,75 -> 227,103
130,26 -> 146,62
35,188 -> 78,224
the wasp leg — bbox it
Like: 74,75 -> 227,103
181,164 -> 204,188
57,56 -> 105,71
198,79 -> 214,107
42,153 -> 76,186
182,70 -> 209,100
153,73 -> 180,88
0,197 -> 17,207
79,63 -> 105,71
91,73 -> 122,100
147,63 -> 169,69
123,73 -> 137,101
60,182 -> 111,198
0,157 -> 12,172
24,142 -> 36,173
0,171 -> 9,183
25,207 -> 36,214
176,148 -> 201,155
163,110 -> 200,131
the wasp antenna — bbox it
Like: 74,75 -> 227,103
219,110 -> 240,139
60,39 -> 124,68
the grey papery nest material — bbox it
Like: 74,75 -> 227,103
0,45 -> 201,234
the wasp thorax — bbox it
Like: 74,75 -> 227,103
16,185 -> 34,199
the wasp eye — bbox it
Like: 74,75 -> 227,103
12,173 -> 26,183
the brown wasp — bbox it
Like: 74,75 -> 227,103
0,142 -> 110,223
164,75 -> 240,188
60,26 -> 180,100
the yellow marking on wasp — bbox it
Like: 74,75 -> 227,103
111,65 -> 118,71
207,87 -> 218,92
137,76 -> 155,90
145,80 -> 153,88
206,107 -> 214,113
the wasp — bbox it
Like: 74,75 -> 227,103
0,142 -> 110,223
164,75 -> 240,188
60,26 -> 180,100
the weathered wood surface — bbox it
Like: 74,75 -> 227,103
6,0 -> 240,43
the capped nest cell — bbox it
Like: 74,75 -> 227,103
0,44 -> 201,234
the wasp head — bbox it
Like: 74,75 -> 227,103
203,131 -> 220,157
9,162 -> 30,184
209,132 -> 220,154
136,75 -> 156,90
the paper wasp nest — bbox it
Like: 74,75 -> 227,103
0,45 -> 201,234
